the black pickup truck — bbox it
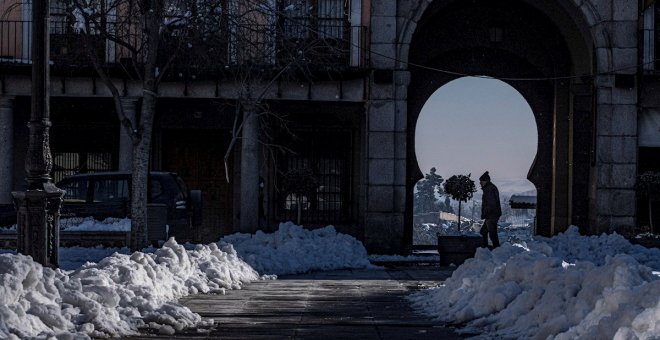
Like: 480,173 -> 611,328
0,172 -> 202,242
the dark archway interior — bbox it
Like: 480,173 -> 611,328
405,0 -> 593,246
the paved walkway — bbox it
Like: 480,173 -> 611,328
128,265 -> 469,339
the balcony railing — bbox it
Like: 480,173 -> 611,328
0,19 -> 368,76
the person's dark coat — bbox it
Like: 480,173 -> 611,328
481,181 -> 502,220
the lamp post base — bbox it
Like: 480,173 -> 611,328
12,182 -> 64,268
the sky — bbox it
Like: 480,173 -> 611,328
1,218 -> 659,339
415,77 -> 538,189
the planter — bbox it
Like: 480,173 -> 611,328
437,235 -> 483,266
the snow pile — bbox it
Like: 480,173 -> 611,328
60,217 -> 131,232
1,217 -> 131,231
221,222 -> 372,275
0,238 -> 259,339
409,226 -> 660,339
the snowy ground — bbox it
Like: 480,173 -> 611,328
0,222 -> 372,339
1,218 -> 659,339
409,226 -> 660,339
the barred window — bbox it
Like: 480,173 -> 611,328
281,0 -> 347,40
276,128 -> 352,224
52,152 -> 113,183
643,4 -> 656,73
49,0 -> 68,34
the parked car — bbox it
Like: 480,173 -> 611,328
55,171 -> 202,241
0,172 -> 202,242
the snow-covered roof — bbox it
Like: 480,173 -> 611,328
509,195 -> 536,208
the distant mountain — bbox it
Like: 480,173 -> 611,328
493,178 -> 536,196
466,178 -> 536,201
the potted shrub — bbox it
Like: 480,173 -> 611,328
443,174 -> 477,232
437,174 -> 480,266
282,168 -> 318,225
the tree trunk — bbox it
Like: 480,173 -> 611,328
129,92 -> 155,251
297,196 -> 302,225
239,104 -> 259,233
129,1 -> 160,251
458,200 -> 462,232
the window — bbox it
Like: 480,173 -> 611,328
281,0 -> 347,40
49,0 -> 69,34
60,179 -> 89,202
92,179 -> 129,202
52,152 -> 113,183
277,128 -> 352,224
643,4 -> 656,73
150,179 -> 164,200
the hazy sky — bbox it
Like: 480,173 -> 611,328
415,77 -> 538,184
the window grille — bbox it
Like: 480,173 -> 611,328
643,4 -> 656,73
52,152 -> 113,183
281,0 -> 346,40
276,128 -> 352,224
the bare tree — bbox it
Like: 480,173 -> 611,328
67,0 -> 352,239
219,0 -> 350,232
66,0 -> 225,250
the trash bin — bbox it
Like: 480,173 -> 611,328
147,203 -> 168,245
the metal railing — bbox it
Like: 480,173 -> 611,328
0,18 -> 368,73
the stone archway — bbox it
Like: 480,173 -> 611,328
401,0 -> 600,246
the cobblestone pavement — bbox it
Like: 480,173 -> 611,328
125,265 -> 470,339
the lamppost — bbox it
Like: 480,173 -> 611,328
12,0 -> 64,268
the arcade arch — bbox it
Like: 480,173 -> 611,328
403,0 -> 598,246
413,77 -> 538,245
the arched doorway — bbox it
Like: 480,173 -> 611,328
404,0 -> 596,247
413,77 -> 538,245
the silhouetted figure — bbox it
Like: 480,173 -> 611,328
479,171 -> 501,248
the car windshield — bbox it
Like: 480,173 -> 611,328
174,175 -> 189,201
59,179 -> 88,202
92,178 -> 130,202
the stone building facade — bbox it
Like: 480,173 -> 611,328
1,0 -> 659,253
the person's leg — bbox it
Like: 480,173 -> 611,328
488,219 -> 500,248
480,220 -> 489,247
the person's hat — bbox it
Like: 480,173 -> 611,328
479,171 -> 490,182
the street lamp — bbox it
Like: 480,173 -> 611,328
12,0 -> 64,268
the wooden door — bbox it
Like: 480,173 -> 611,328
161,130 -> 233,242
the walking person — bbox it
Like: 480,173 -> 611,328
479,171 -> 501,248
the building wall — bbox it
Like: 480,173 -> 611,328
0,0 -> 656,252
360,0 -> 642,252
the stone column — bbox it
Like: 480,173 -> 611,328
551,80 -> 571,234
239,104 -> 259,232
587,6 -> 640,235
593,75 -> 638,235
0,96 -> 14,205
362,0 -> 404,254
118,97 -> 139,171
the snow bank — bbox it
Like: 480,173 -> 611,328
60,217 -> 131,232
0,238 -> 259,339
1,217 -> 131,232
221,222 -> 372,275
409,226 -> 660,339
